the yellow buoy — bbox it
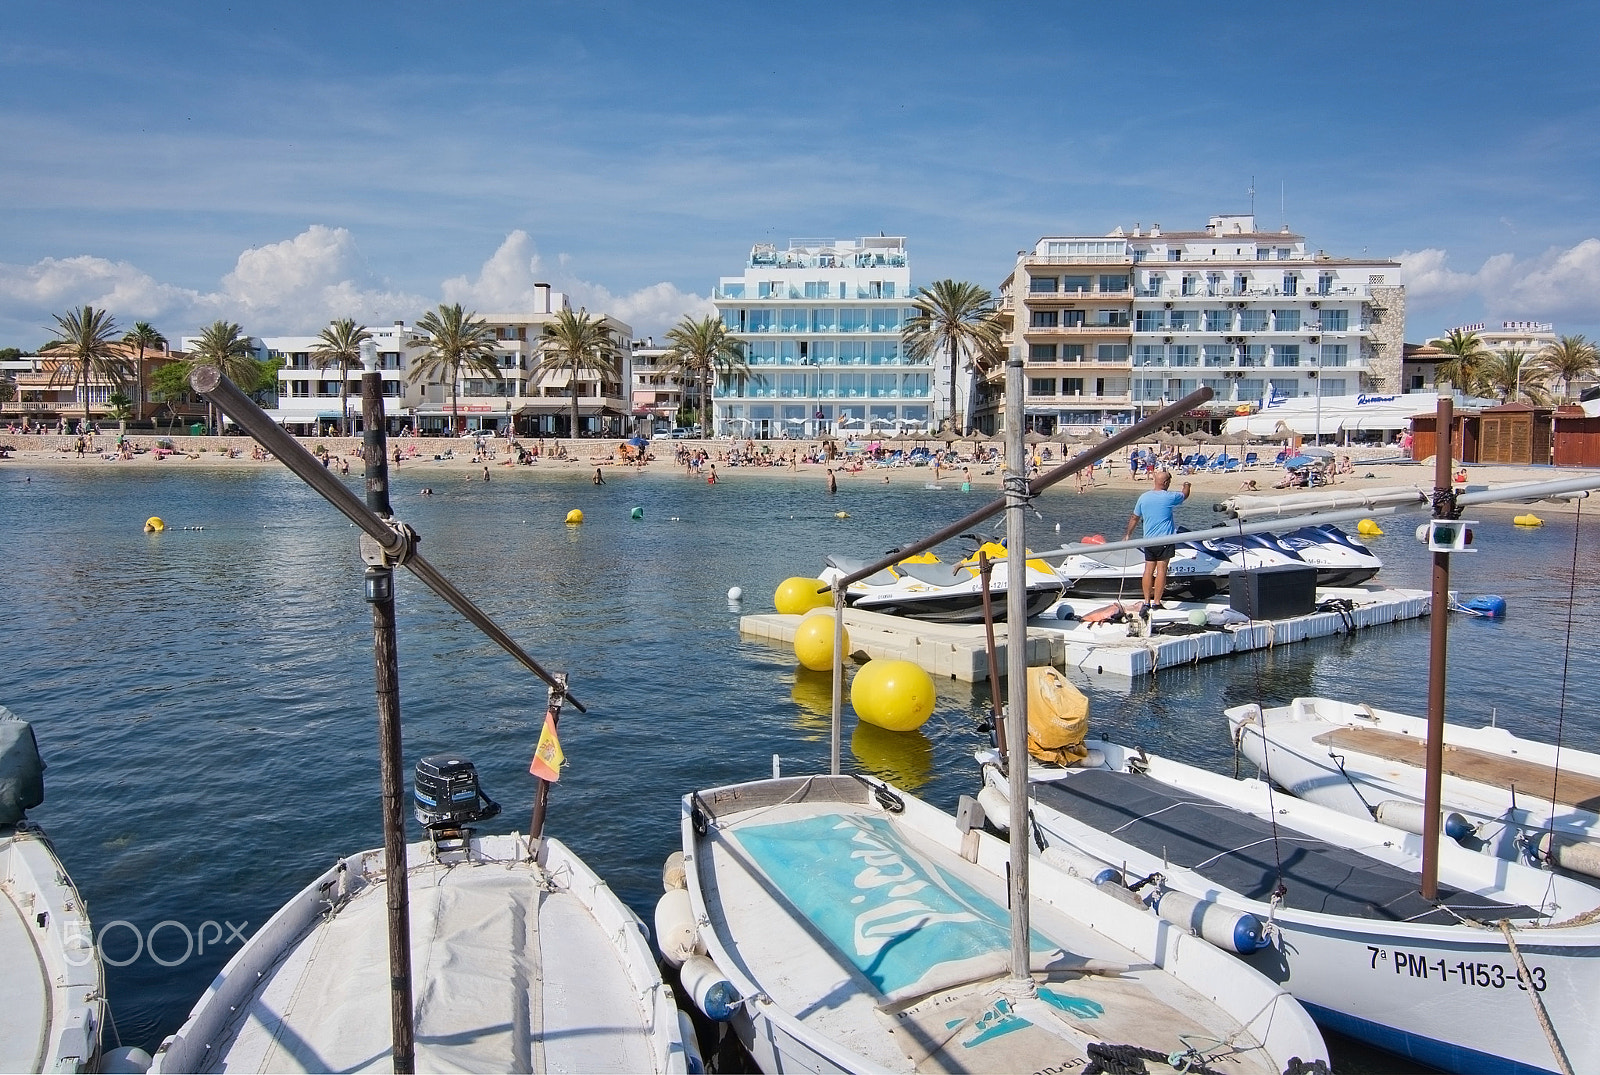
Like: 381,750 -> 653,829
1356,518 -> 1384,536
774,576 -> 833,615
144,516 -> 165,532
794,611 -> 849,672
1514,513 -> 1543,527
565,508 -> 584,525
851,658 -> 936,732
834,511 -> 850,519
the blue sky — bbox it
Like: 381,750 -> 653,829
3,0 -> 1599,347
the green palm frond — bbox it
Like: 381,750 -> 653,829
410,304 -> 500,433
902,280 -> 1002,433
533,308 -> 622,437
312,318 -> 374,435
1536,335 -> 1597,402
662,315 -> 747,434
43,305 -> 129,428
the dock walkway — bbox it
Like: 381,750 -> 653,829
739,585 -> 1429,683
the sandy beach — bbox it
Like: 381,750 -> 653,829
5,431 -> 1599,510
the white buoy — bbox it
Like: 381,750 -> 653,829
662,850 -> 688,891
1151,889 -> 1269,953
677,1010 -> 706,1074
727,586 -> 742,601
654,888 -> 700,967
976,786 -> 1010,832
680,954 -> 740,1021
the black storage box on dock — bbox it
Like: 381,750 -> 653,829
1229,565 -> 1318,620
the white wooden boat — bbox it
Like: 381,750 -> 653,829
1226,697 -> 1600,878
1,707 -> 108,1074
672,772 -> 1326,1074
982,741 -> 1600,1074
150,832 -> 688,1073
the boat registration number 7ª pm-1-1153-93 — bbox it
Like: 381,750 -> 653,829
1371,946 -> 1549,991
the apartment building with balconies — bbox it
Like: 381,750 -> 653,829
986,215 -> 1404,433
255,289 -> 632,436
986,236 -> 1135,432
711,236 -> 930,439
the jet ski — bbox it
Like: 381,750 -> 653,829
1275,524 -> 1383,587
819,543 -> 1063,623
1188,532 -> 1305,573
1048,539 -> 1233,601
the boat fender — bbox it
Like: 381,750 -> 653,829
676,1009 -> 705,1075
976,786 -> 1010,833
1373,800 -> 1475,843
1039,844 -> 1121,888
654,888 -> 700,967
1533,832 -> 1600,880
101,1046 -> 154,1073
662,850 -> 688,891
680,954 -> 741,1021
1150,889 -> 1268,953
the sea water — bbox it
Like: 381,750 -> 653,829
3,463 -> 1598,1070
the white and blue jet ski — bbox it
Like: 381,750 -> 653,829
1275,524 -> 1383,587
820,544 -> 1063,623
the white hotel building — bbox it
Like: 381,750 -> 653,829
986,214 -> 1405,433
711,236 -> 933,439
191,290 -> 633,436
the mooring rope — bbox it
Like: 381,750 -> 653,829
1498,918 -> 1574,1075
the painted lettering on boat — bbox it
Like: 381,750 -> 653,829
1369,945 -> 1547,991
736,813 -> 1056,998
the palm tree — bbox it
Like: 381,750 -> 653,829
1536,334 -> 1598,402
41,305 -> 130,432
311,318 -> 373,436
902,280 -> 1004,434
533,308 -> 623,438
661,315 -> 749,437
1428,327 -> 1493,398
121,321 -> 167,426
409,303 -> 500,434
187,321 -> 259,433
1481,349 -> 1552,405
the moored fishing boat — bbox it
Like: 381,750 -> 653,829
151,791 -> 687,1073
1,706 -> 111,1075
668,771 -> 1326,1074
980,740 -> 1600,1074
1227,696 -> 1600,879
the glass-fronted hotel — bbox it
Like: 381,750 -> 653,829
711,237 -> 933,439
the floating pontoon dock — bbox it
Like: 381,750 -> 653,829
740,584 -> 1429,682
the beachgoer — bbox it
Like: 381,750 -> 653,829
1123,470 -> 1191,609
1240,478 -> 1259,491
483,466 -> 490,482
593,468 -> 606,485
826,468 -> 837,494
393,447 -> 402,468
707,465 -> 717,485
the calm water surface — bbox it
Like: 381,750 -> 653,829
4,461 -> 1598,1071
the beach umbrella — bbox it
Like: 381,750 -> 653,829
1024,430 -> 1049,445
1300,446 -> 1335,459
1283,454 -> 1313,469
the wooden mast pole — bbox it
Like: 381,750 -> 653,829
1421,395 -> 1455,901
1004,352 -> 1034,992
360,341 -> 416,1073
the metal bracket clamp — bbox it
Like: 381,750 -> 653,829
359,520 -> 418,568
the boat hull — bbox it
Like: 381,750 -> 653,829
848,580 -> 1063,622
151,833 -> 686,1074
679,774 -> 1324,1075
985,744 -> 1600,1074
1226,697 -> 1600,875
0,822 -> 106,1074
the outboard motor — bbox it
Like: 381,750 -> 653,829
414,755 -> 501,831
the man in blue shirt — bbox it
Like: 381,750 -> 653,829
1123,470 -> 1191,608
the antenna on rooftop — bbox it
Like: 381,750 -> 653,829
1248,177 -> 1256,217
1281,181 -> 1286,228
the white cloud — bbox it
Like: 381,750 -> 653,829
440,230 -> 710,337
0,226 -> 708,346
1399,240 -> 1600,329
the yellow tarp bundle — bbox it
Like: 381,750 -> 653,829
1026,666 -> 1089,766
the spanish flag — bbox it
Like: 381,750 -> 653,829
530,714 -> 564,782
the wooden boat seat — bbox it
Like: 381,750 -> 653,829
1034,770 -> 1541,924
1313,727 -> 1600,812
